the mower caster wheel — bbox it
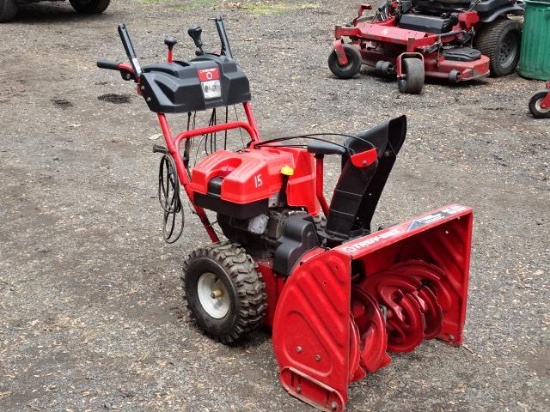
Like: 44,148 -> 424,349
474,19 -> 521,77
529,91 -> 550,119
448,70 -> 460,83
328,44 -> 362,79
397,58 -> 424,94
376,60 -> 395,76
182,242 -> 267,344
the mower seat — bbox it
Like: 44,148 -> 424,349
415,0 -> 521,15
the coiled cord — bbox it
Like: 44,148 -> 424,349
158,153 -> 184,244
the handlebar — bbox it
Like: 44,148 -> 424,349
97,60 -> 122,70
118,23 -> 142,78
96,59 -> 136,81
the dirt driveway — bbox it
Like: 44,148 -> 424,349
0,0 -> 548,411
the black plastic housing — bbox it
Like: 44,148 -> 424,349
140,54 -> 251,113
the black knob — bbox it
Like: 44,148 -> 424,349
187,24 -> 203,51
164,36 -> 178,50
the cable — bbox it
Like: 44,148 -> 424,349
158,153 -> 184,244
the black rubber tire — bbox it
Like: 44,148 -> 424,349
69,0 -> 111,14
529,91 -> 550,119
397,58 -> 424,94
328,44 -> 362,79
0,0 -> 17,23
474,19 -> 522,77
182,242 -> 266,344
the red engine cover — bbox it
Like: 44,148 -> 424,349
190,147 -> 320,215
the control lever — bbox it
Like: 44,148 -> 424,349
187,25 -> 204,55
214,17 -> 233,59
118,23 -> 142,78
164,36 -> 178,62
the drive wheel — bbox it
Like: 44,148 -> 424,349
69,0 -> 111,14
328,44 -> 362,79
474,19 -> 521,77
0,0 -> 17,23
529,91 -> 550,119
397,58 -> 424,94
182,242 -> 266,344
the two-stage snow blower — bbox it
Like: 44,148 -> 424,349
98,19 -> 473,411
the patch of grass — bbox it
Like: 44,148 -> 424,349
136,1 -> 320,14
239,2 -> 321,15
137,0 -> 218,11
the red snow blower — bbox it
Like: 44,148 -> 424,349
98,19 -> 473,411
329,0 -> 524,93
529,81 -> 550,118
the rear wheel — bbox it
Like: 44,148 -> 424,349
182,242 -> 266,344
0,0 -> 17,23
397,58 -> 424,94
529,91 -> 550,119
69,0 -> 111,14
474,19 -> 521,77
328,44 -> 362,79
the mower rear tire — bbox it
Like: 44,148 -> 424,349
529,91 -> 550,119
474,19 -> 521,77
0,0 -> 17,22
69,0 -> 111,14
182,242 -> 266,344
328,44 -> 362,79
398,58 -> 424,94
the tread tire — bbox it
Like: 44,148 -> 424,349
474,19 -> 521,77
182,242 -> 267,344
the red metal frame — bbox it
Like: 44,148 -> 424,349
541,81 -> 550,110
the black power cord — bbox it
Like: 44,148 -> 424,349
158,153 -> 184,244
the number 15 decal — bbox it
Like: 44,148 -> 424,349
254,174 -> 263,188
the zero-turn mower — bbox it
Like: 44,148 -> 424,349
98,19 -> 474,411
329,0 -> 524,93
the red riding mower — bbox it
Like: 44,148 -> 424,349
529,81 -> 550,118
329,0 -> 524,93
99,19 -> 473,411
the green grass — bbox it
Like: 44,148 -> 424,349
137,0 -> 218,11
136,1 -> 320,14
241,2 -> 320,15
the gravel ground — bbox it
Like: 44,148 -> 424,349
0,1 -> 548,411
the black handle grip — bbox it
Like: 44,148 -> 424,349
97,60 -> 121,70
118,23 -> 142,77
214,17 -> 233,59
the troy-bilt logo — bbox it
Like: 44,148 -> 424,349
198,67 -> 220,82
198,67 -> 222,99
342,228 -> 401,253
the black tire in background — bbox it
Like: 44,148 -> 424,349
474,19 -> 522,77
328,44 -> 362,79
69,0 -> 111,14
182,242 -> 266,344
0,0 -> 17,23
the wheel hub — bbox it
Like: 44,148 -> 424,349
499,33 -> 517,68
197,272 -> 230,319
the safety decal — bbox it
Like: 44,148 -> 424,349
407,205 -> 467,231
